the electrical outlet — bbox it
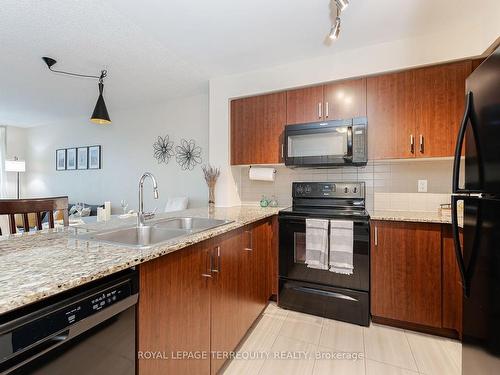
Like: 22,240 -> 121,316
418,180 -> 428,193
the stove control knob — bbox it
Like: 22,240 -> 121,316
305,185 -> 312,193
344,187 -> 349,193
296,185 -> 304,194
353,187 -> 358,193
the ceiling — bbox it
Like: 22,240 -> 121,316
0,0 -> 485,127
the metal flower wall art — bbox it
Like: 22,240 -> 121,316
175,139 -> 202,170
153,135 -> 174,164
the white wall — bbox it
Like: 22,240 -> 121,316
5,126 -> 27,198
209,16 -> 500,207
23,93 -> 209,212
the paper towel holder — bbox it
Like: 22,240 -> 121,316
249,166 -> 276,173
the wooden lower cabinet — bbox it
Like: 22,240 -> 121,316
211,229 -> 244,375
137,240 -> 211,375
442,225 -> 463,336
371,220 -> 464,337
371,221 -> 442,327
138,218 -> 275,375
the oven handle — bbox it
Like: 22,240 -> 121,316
290,285 -> 358,302
279,215 -> 368,224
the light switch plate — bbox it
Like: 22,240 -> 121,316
418,180 -> 428,193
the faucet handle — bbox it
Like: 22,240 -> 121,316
142,210 -> 156,221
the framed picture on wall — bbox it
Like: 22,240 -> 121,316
66,148 -> 77,170
88,145 -> 101,169
56,149 -> 66,170
77,147 -> 88,170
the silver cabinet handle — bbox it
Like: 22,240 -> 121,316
211,246 -> 221,273
419,134 -> 424,153
325,102 -> 329,118
281,143 -> 284,159
410,135 -> 415,154
244,230 -> 253,251
374,226 -> 378,247
318,102 -> 322,119
202,251 -> 213,278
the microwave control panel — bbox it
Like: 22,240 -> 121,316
352,124 -> 367,163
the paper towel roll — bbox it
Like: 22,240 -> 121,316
249,167 -> 276,182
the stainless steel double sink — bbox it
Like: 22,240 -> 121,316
76,217 -> 233,249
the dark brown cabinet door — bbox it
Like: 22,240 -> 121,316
367,71 -> 417,159
371,221 -> 442,328
138,241 -> 211,375
442,225 -> 463,336
286,85 -> 324,124
414,61 -> 472,158
238,220 -> 272,334
323,78 -> 366,120
231,92 -> 286,165
211,229 -> 243,375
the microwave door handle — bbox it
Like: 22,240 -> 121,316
344,126 -> 353,161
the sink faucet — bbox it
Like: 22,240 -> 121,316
138,172 -> 159,227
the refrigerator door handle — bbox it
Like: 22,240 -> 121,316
451,194 -> 483,297
451,195 -> 467,293
452,91 -> 472,193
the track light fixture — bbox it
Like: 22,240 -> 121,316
328,0 -> 350,42
41,57 -> 111,124
335,0 -> 349,12
329,16 -> 341,40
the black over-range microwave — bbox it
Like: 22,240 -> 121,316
284,117 -> 368,167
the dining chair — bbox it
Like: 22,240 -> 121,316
0,196 -> 69,235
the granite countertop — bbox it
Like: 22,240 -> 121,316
370,210 -> 463,226
0,206 -> 281,315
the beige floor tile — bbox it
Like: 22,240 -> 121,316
313,345 -> 365,375
319,318 -> 364,352
278,310 -> 323,345
259,335 -> 316,375
242,314 -> 284,351
363,324 -> 418,371
223,355 -> 266,375
263,302 -> 288,319
365,359 -> 418,375
441,339 -> 462,372
405,331 -> 460,375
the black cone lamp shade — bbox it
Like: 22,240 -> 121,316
90,82 -> 111,124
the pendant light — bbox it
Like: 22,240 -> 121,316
42,57 -> 111,124
90,71 -> 111,124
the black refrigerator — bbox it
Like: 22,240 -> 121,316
451,45 -> 500,374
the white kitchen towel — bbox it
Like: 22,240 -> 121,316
329,220 -> 354,275
305,219 -> 329,270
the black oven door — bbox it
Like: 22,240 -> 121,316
279,214 -> 370,292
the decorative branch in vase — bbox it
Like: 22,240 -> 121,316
202,164 -> 220,209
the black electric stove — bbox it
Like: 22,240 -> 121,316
278,182 -> 370,326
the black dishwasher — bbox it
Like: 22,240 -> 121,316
0,269 -> 138,375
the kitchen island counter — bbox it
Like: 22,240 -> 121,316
0,206 -> 280,315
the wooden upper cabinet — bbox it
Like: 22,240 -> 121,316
323,78 -> 367,120
367,70 -> 416,159
286,85 -> 324,124
230,92 -> 286,165
414,61 -> 472,158
371,221 -> 442,328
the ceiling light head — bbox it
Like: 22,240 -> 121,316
335,0 -> 349,12
329,17 -> 341,40
90,81 -> 111,125
42,56 -> 57,69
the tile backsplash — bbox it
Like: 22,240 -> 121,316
236,158 -> 463,213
